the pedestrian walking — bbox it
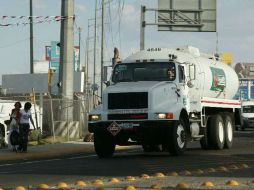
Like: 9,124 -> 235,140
18,102 -> 35,153
8,102 -> 21,151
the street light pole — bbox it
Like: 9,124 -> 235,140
93,0 -> 98,108
30,0 -> 34,74
78,27 -> 82,71
101,0 -> 105,97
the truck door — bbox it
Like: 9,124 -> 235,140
178,65 -> 190,112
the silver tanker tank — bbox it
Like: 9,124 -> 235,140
123,46 -> 239,100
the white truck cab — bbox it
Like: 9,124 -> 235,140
239,101 -> 254,130
88,46 -> 241,158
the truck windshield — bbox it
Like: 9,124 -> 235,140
243,105 -> 254,113
112,62 -> 176,83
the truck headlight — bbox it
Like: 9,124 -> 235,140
89,114 -> 101,121
156,113 -> 173,119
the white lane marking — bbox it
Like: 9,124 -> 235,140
66,154 -> 97,160
0,171 -> 15,174
0,154 -> 99,168
0,150 -> 140,168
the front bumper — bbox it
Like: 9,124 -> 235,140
88,120 -> 175,133
88,120 -> 176,145
243,119 -> 254,128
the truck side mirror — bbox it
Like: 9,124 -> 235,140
187,80 -> 195,88
189,64 -> 196,80
187,64 -> 196,88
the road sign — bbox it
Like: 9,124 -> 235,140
158,0 -> 216,32
47,42 -> 80,71
234,79 -> 254,100
49,41 -> 60,70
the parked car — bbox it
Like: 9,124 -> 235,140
239,101 -> 254,130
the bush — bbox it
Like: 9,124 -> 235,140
29,129 -> 41,141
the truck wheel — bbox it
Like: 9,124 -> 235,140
200,118 -> 212,150
223,115 -> 233,149
168,120 -> 187,156
94,133 -> 115,158
210,115 -> 225,150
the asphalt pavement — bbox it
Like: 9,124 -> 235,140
0,141 -> 95,162
0,131 -> 253,189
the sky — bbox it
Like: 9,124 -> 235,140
0,0 -> 254,85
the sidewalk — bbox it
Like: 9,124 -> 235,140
0,141 -> 95,162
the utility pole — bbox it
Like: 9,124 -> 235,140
59,0 -> 74,121
140,5 -> 146,51
78,27 -> 82,71
85,18 -> 97,111
93,0 -> 98,107
101,0 -> 105,97
85,20 -> 93,93
29,0 -> 34,74
85,44 -> 88,93
85,24 -> 90,111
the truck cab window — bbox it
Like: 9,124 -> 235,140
112,65 -> 132,82
112,62 -> 176,83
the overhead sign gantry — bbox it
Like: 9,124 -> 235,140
140,0 -> 216,50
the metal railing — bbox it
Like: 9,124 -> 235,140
0,93 -> 93,143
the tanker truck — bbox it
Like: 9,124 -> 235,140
88,46 -> 241,158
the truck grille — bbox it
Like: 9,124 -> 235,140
108,113 -> 148,120
108,92 -> 148,109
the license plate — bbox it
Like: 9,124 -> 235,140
119,123 -> 140,129
119,123 -> 134,129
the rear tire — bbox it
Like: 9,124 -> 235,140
200,117 -> 213,150
210,115 -> 225,150
223,115 -> 233,149
167,119 -> 187,156
94,133 -> 115,158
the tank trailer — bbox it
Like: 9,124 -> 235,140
88,46 -> 241,158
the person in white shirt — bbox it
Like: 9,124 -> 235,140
18,102 -> 35,152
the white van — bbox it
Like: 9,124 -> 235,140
239,101 -> 254,130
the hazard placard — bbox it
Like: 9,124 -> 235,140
107,121 -> 121,136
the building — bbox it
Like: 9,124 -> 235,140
234,62 -> 254,100
235,62 -> 254,79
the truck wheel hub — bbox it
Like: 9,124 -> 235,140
177,125 -> 185,148
219,122 -> 224,142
